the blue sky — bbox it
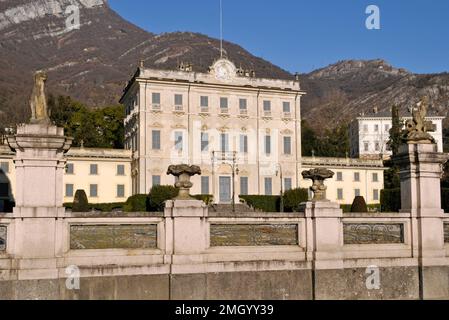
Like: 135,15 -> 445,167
108,0 -> 449,74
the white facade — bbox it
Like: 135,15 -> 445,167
120,59 -> 305,203
349,114 -> 444,159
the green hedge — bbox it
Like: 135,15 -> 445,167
64,202 -> 125,212
380,188 -> 401,212
240,195 -> 280,212
147,185 -> 179,212
442,188 -> 449,213
340,204 -> 381,213
193,194 -> 214,205
123,194 -> 148,212
283,188 -> 309,212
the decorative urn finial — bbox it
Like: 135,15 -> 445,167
167,164 -> 202,200
302,168 -> 335,202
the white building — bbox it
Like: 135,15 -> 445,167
349,109 -> 444,159
120,58 -> 305,203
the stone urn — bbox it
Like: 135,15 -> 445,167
302,168 -> 334,202
167,164 -> 202,200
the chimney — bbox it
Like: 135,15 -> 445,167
373,106 -> 378,114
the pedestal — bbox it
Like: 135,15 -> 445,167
6,123 -> 72,268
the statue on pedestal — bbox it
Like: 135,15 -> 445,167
167,164 -> 202,200
403,96 -> 436,144
30,71 -> 51,125
302,168 -> 335,202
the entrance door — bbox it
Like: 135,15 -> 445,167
219,176 -> 231,203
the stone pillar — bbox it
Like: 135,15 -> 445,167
8,123 -> 72,218
395,143 -> 449,299
6,123 -> 72,277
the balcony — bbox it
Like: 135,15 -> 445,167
174,105 -> 184,112
151,104 -> 161,111
200,106 -> 209,114
283,112 -> 292,119
220,108 -> 229,115
239,109 -> 248,116
263,111 -> 272,118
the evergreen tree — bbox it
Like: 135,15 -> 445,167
387,105 -> 402,157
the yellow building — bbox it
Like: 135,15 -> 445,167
0,145 -> 132,205
301,156 -> 385,205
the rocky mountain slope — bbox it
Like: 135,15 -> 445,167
300,60 -> 449,132
0,0 -> 291,125
0,0 -> 447,132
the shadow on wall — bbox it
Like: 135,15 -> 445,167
0,169 -> 14,213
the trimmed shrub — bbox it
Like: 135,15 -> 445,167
240,195 -> 280,212
381,188 -> 401,212
193,194 -> 214,205
350,196 -> 368,213
283,188 -> 309,212
148,185 -> 179,212
64,202 -> 125,212
442,188 -> 449,213
72,189 -> 89,212
124,194 -> 148,212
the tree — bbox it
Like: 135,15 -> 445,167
48,94 -> 124,148
301,121 -> 350,157
387,105 -> 402,157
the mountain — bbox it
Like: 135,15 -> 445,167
0,0 -> 292,126
0,1 -> 448,132
300,60 -> 449,132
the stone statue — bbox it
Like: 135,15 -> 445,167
403,96 -> 436,144
30,71 -> 51,125
302,168 -> 335,202
167,164 -> 202,200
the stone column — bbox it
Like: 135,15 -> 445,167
6,123 -> 72,279
395,143 -> 449,299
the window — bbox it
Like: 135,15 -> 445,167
152,130 -> 161,150
337,188 -> 344,200
263,100 -> 271,113
220,97 -> 228,112
240,177 -> 249,195
152,92 -> 160,105
200,96 -> 209,107
240,135 -> 248,153
364,142 -> 369,152
174,132 -> 183,151
201,176 -> 210,195
117,185 -> 125,198
264,177 -> 273,196
375,141 -> 380,152
201,132 -> 209,152
90,164 -> 98,175
284,178 -> 293,191
373,189 -> 379,201
90,184 -> 98,197
355,189 -> 361,197
65,163 -> 74,175
373,173 -> 379,182
239,99 -> 247,112
220,133 -> 229,152
174,94 -> 183,106
336,172 -> 343,181
283,102 -> 291,113
354,172 -> 360,182
363,125 -> 368,132
374,124 -> 379,132
117,165 -> 125,176
152,175 -> 161,187
265,136 -> 271,155
283,136 -> 292,155
65,184 -> 74,197
385,124 -> 390,132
